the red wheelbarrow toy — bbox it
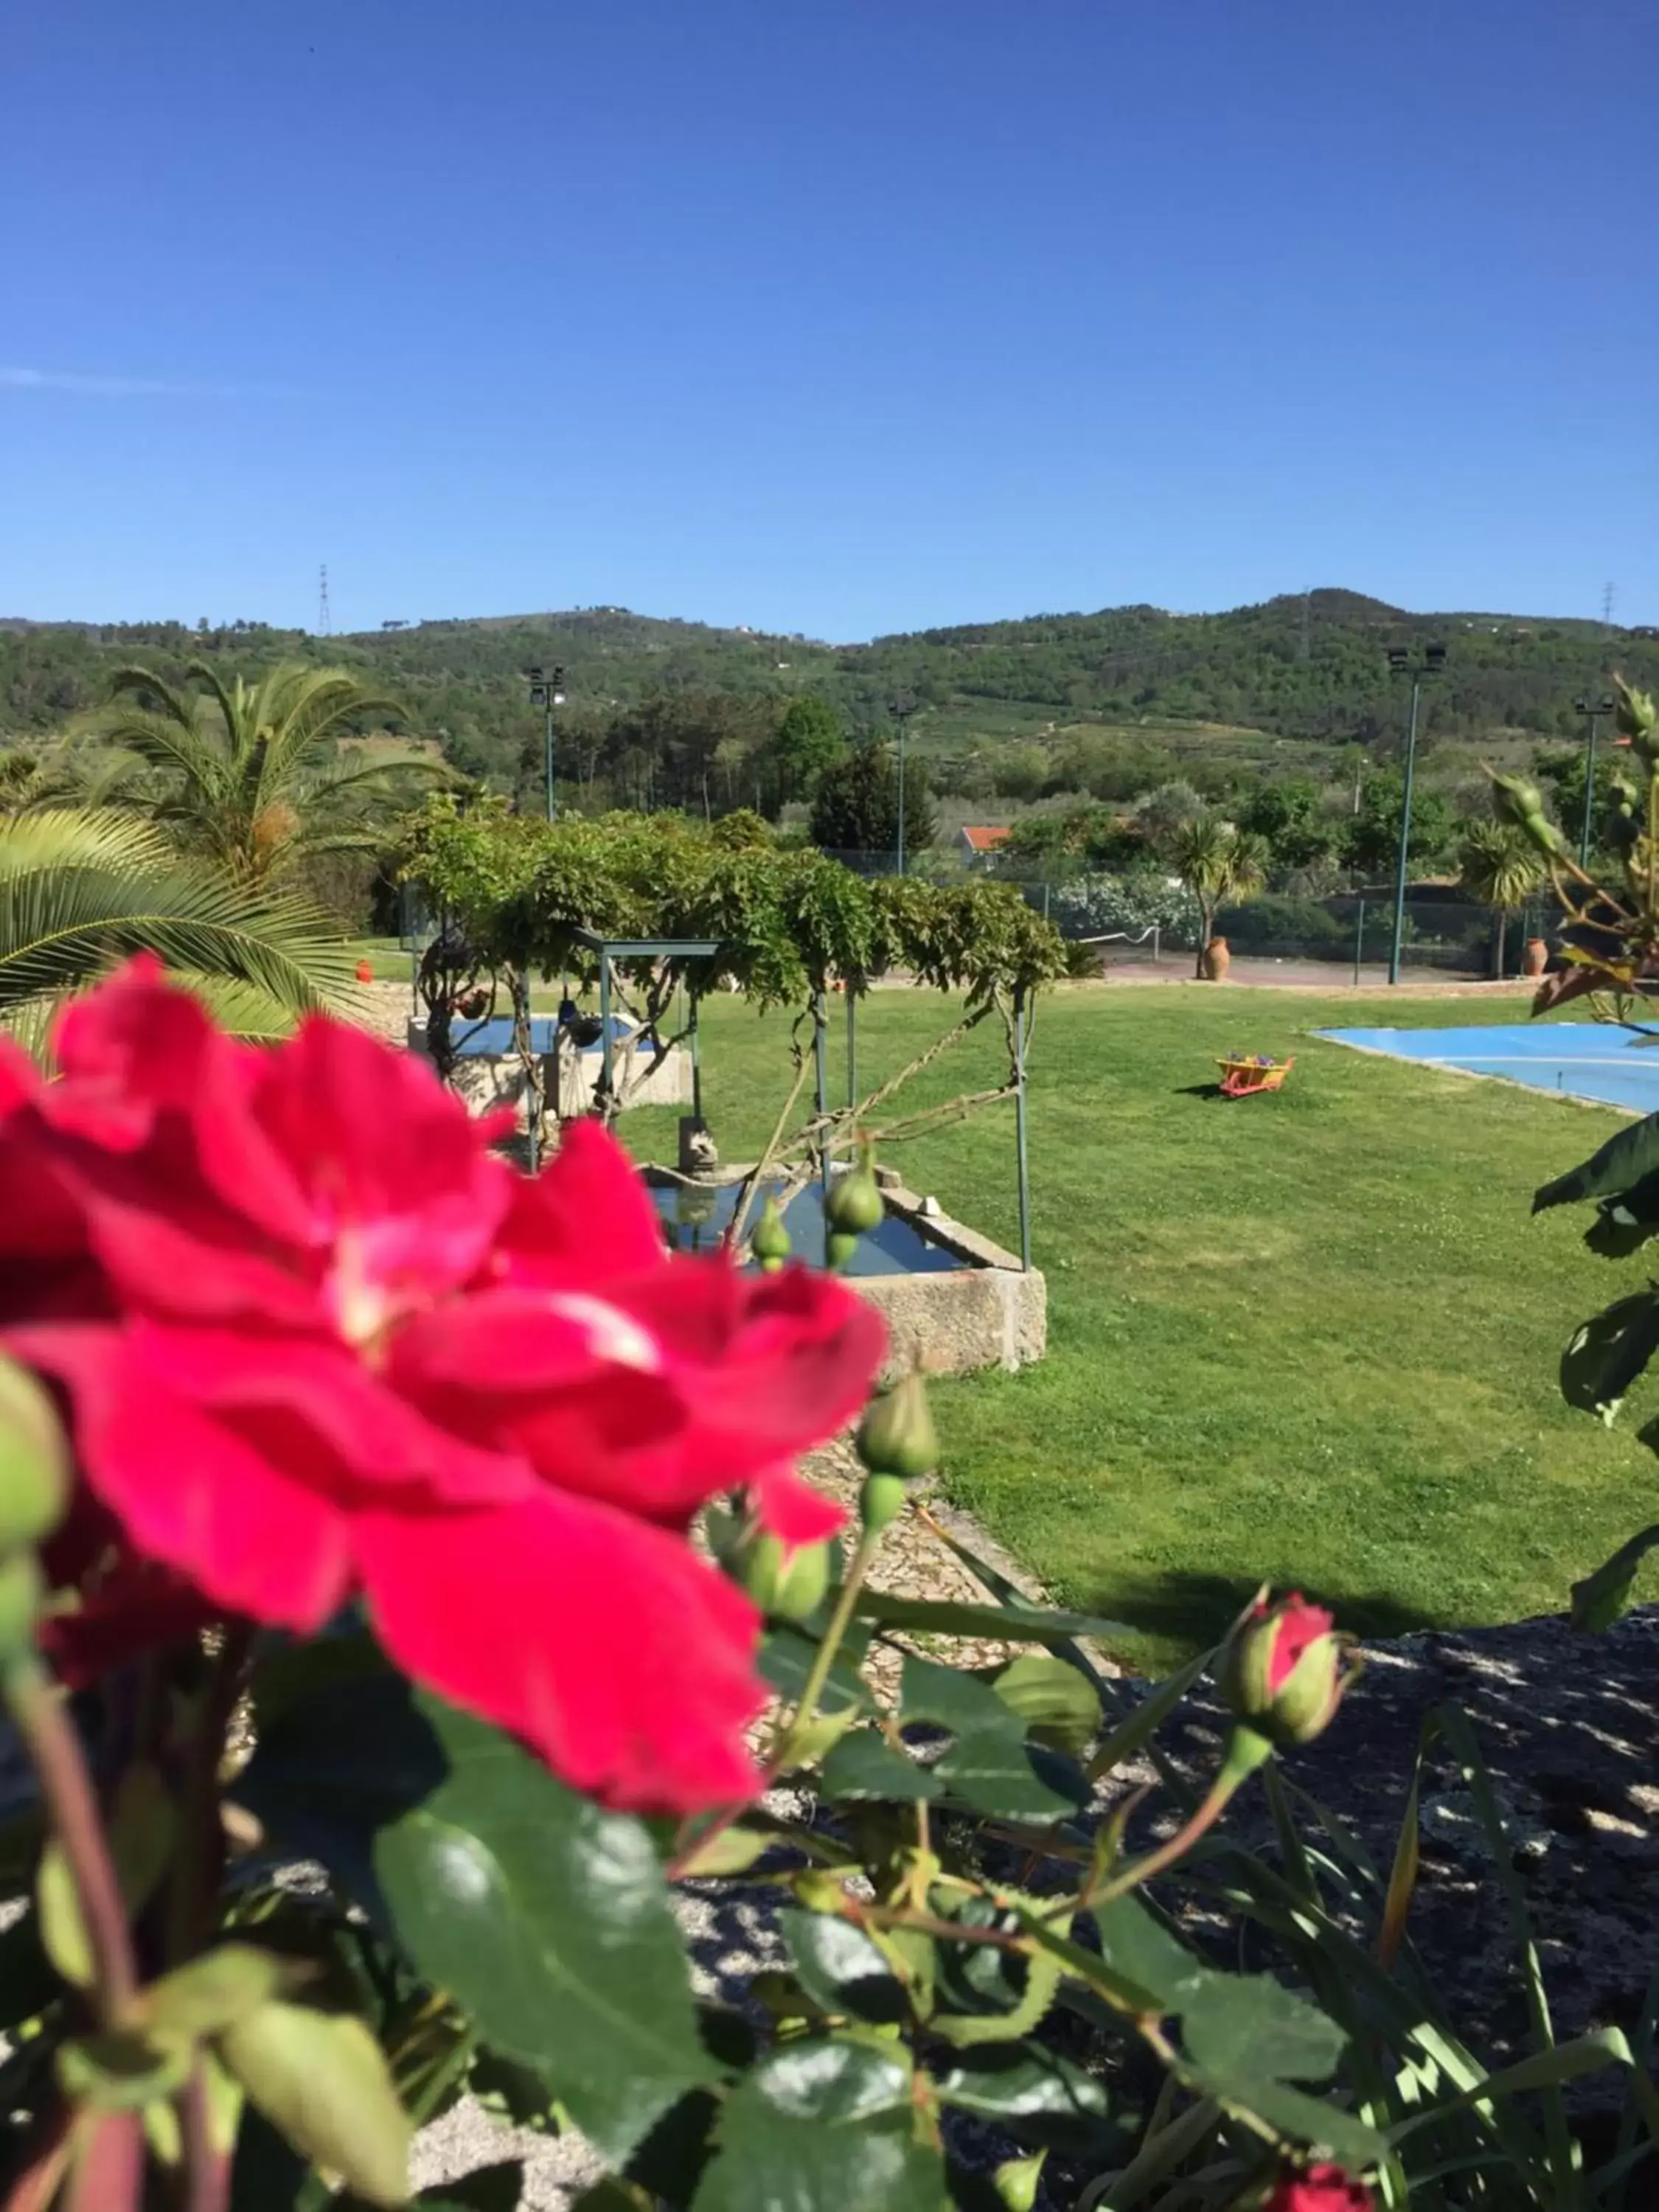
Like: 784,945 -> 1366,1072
1217,1052 -> 1294,1099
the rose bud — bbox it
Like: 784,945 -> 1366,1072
751,1195 -> 792,1275
1219,1590 -> 1350,1748
825,1229 -> 860,1273
825,1144 -> 884,1237
1261,2162 -> 1375,2212
859,1473 -> 908,1534
730,1532 -> 830,1624
857,1373 -> 939,1483
0,1359 -> 69,1551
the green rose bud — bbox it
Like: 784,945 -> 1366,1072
751,1194 -> 792,1274
824,1145 -> 884,1237
993,2151 -> 1047,2212
731,1534 -> 831,1623
856,1373 -> 939,1482
0,1360 -> 69,1550
859,1473 -> 908,1534
1218,1590 -> 1350,1749
825,1229 -> 860,1273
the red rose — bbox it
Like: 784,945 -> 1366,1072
1260,2163 -> 1374,2212
1218,1590 -> 1349,1748
0,961 -> 886,1812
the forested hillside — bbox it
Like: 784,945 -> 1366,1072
3,590 -> 1655,814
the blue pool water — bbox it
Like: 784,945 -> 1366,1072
1318,1023 -> 1659,1116
651,1179 -> 964,1276
453,1015 -> 648,1058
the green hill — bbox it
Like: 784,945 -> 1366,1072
3,590 -> 1655,810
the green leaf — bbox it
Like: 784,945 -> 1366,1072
1015,1896 -> 1210,2020
852,1591 -> 1133,1645
1571,1521 -> 1659,1631
1086,1649 -> 1211,1781
1180,1974 -> 1346,2085
931,2044 -> 1110,2150
139,1943 -> 289,2039
819,1729 -> 943,1804
237,1677 -> 714,2166
216,1999 -> 411,2210
992,1655 -> 1101,1755
1185,2069 -> 1385,2170
1535,1113 -> 1659,1213
37,1761 -> 175,1989
58,2026 -> 192,2112
900,1658 -> 1075,1823
671,1824 -> 778,1877
1560,1293 -> 1659,1423
759,1622 -> 872,1716
690,2038 -> 946,2212
782,1908 -> 908,2025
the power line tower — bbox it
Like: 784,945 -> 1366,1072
319,564 -> 332,637
1603,581 -> 1617,633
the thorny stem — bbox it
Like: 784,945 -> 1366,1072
728,1046 -> 813,1248
178,2067 -> 229,2212
772,1527 -> 883,1768
166,1623 -> 254,1968
1043,1725 -> 1274,1922
2,1654 -> 137,2028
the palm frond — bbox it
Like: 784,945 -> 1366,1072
302,754 -> 452,807
0,810 -> 357,1028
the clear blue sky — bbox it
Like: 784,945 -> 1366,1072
4,0 -> 1654,639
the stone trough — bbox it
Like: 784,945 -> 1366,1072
644,1161 -> 1046,1382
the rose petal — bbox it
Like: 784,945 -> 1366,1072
493,1119 -> 669,1284
128,1321 -> 533,1505
356,1487 -> 763,1812
10,1327 -> 352,1632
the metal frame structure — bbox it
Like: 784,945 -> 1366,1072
523,930 -> 1034,1274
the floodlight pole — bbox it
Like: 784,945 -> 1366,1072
1385,644 -> 1446,987
891,695 -> 916,877
528,664 -> 567,821
1576,692 -> 1616,867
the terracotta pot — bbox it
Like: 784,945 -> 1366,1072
1199,936 -> 1231,982
1521,937 -> 1548,979
354,959 -> 375,984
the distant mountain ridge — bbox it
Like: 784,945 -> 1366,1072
2,591 -> 1655,790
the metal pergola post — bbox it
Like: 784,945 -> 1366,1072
1014,990 -> 1032,1273
690,990 -> 703,1122
599,950 -> 613,1106
846,988 -> 858,1110
813,989 -> 829,1178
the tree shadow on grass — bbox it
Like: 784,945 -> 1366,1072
1082,1568 -> 1444,1667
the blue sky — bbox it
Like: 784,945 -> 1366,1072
3,0 -> 1653,638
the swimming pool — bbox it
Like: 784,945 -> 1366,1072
1317,1022 -> 1659,1116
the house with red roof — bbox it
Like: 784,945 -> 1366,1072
958,825 -> 1012,866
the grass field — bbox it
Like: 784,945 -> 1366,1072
616,984 -> 1656,1675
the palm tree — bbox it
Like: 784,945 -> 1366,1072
80,661 -> 450,886
1169,816 -> 1268,977
1458,820 -> 1548,980
0,810 -> 358,1054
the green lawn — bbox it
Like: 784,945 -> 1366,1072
626,984 -> 1656,1674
